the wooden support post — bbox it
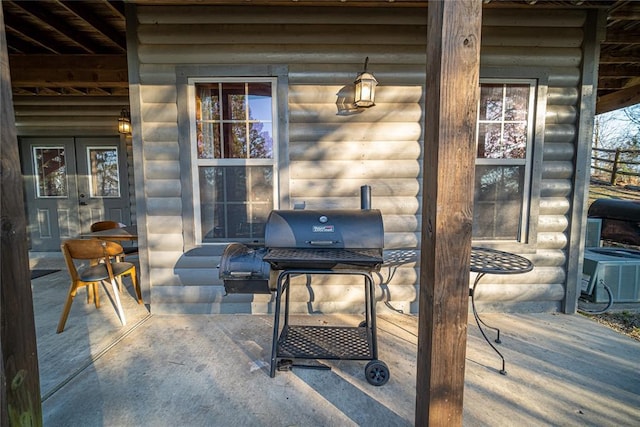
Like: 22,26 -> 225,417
416,1 -> 481,425
1,4 -> 43,425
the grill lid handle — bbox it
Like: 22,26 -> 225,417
307,240 -> 339,245
228,271 -> 254,277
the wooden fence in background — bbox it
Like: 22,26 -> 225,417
591,147 -> 640,185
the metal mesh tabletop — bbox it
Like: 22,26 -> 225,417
470,246 -> 533,275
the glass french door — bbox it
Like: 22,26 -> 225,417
20,137 -> 131,251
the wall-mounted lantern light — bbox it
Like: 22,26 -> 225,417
354,57 -> 378,108
118,108 -> 132,134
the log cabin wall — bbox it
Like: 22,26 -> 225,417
130,4 -> 590,314
12,97 -> 127,136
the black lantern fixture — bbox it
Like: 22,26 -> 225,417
354,57 -> 378,108
118,108 -> 132,134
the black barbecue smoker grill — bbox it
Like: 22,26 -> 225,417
219,186 -> 390,386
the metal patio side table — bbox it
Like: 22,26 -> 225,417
470,247 -> 533,375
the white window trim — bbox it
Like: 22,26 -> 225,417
475,78 -> 537,243
187,77 -> 279,245
32,145 -> 68,199
86,145 -> 121,198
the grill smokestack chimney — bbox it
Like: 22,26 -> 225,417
360,185 -> 371,210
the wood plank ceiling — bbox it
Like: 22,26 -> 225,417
2,0 -> 640,113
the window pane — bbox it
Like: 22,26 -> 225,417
477,123 -> 502,158
197,83 -> 220,121
248,167 -> 273,203
199,168 -> 221,239
249,122 -> 273,158
248,83 -> 272,121
504,84 -> 530,121
226,204 -> 249,238
478,122 -> 528,160
473,165 -> 524,240
223,123 -> 247,158
503,123 -> 527,159
88,147 -> 120,197
199,166 -> 273,241
196,83 -> 221,159
479,84 -> 504,121
195,81 -> 273,160
34,147 -> 68,197
224,167 -> 249,202
197,122 -> 220,159
223,83 -> 246,121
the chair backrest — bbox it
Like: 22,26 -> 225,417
62,239 -> 126,282
62,239 -> 124,261
90,220 -> 120,232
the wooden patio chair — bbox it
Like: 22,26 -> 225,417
90,220 -> 139,258
57,239 -> 143,333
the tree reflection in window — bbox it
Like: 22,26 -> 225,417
477,84 -> 529,160
474,82 -> 533,241
88,147 -> 120,197
34,147 -> 68,197
196,83 -> 273,160
194,80 -> 275,242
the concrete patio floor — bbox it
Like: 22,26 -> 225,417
30,252 -> 640,426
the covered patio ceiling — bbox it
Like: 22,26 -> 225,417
2,0 -> 640,114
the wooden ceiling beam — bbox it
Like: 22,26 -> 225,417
127,0 -> 619,7
87,87 -> 113,96
598,63 -> 640,77
130,0 -> 430,5
603,30 -> 640,44
11,80 -> 129,89
607,4 -> 640,20
598,76 -> 634,89
3,30 -> 46,54
8,54 -> 127,69
9,54 -> 128,87
12,86 -> 129,97
57,0 -> 127,52
624,76 -> 640,88
102,0 -> 126,19
600,48 -> 640,64
8,0 -> 96,53
2,19 -> 61,54
596,83 -> 640,114
12,96 -> 131,105
12,87 -> 38,96
60,87 -> 89,95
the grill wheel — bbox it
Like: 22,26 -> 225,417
365,360 -> 390,386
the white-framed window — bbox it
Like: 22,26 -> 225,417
189,78 -> 278,243
33,146 -> 68,198
473,79 -> 536,242
86,146 -> 120,198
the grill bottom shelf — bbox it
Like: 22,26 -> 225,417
277,325 -> 373,360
